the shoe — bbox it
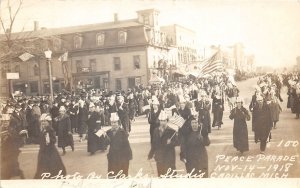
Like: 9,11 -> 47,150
260,151 -> 265,154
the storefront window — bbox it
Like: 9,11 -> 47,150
30,81 -> 38,93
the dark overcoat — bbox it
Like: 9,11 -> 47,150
229,107 -> 250,152
148,107 -> 161,144
211,95 -> 224,128
57,114 -> 73,148
148,126 -> 179,177
117,102 -> 131,132
106,128 -> 132,177
1,114 -> 24,179
182,131 -> 208,178
34,123 -> 66,179
252,102 -> 273,142
69,104 -> 79,131
87,112 -> 105,153
78,106 -> 88,135
195,100 -> 211,134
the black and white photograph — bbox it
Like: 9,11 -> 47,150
1,0 -> 300,187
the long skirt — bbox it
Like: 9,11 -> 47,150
34,145 -> 66,179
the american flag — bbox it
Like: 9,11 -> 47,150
168,115 -> 185,131
201,50 -> 223,75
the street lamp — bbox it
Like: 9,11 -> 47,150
44,49 -> 53,107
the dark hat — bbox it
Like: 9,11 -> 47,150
15,103 -> 22,109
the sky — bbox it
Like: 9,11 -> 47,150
1,0 -> 300,68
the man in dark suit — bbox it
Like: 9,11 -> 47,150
252,95 -> 273,154
148,110 -> 179,177
116,95 -> 131,133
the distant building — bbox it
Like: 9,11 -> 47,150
161,25 -> 198,64
0,9 -> 199,96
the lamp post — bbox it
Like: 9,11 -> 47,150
44,49 -> 53,107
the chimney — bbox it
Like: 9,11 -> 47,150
114,13 -> 118,23
34,21 -> 39,31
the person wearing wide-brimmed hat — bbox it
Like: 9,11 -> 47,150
229,97 -> 250,155
106,113 -> 132,178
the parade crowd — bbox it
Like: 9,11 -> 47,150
1,71 -> 300,179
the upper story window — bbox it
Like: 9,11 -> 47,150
33,64 -> 39,76
142,15 -> 149,25
115,79 -> 122,90
114,57 -> 121,71
133,55 -> 140,69
96,33 -> 105,46
52,37 -> 62,51
118,31 -> 127,44
76,60 -> 82,73
15,65 -> 20,73
74,34 -> 83,49
89,59 -> 97,72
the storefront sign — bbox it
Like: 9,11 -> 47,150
6,73 -> 20,79
81,67 -> 90,72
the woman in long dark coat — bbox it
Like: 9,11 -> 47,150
211,91 -> 224,129
69,101 -> 79,133
195,91 -> 211,135
148,110 -> 179,177
87,103 -> 103,155
105,113 -> 132,178
78,100 -> 88,142
229,97 -> 250,154
181,117 -> 208,178
1,106 -> 25,179
148,99 -> 161,145
56,106 -> 74,155
34,107 -> 66,179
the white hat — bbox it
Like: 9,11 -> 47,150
59,106 -> 66,112
256,95 -> 263,101
40,114 -> 52,121
152,98 -> 160,105
235,97 -> 243,103
178,95 -> 186,103
158,110 -> 168,121
110,112 -> 119,122
89,102 -> 95,108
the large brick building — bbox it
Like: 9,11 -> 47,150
0,9 -> 198,97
